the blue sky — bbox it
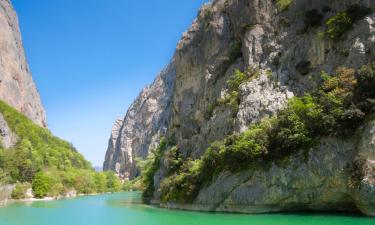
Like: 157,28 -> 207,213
12,0 -> 208,167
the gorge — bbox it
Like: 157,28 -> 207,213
0,0 -> 374,222
104,0 -> 375,216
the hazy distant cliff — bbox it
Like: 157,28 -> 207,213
105,0 -> 375,216
104,62 -> 175,180
0,0 -> 46,127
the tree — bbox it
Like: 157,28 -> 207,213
105,171 -> 121,192
32,172 -> 53,198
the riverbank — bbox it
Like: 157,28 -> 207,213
0,184 -> 117,207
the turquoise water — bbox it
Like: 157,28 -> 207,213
0,192 -> 373,225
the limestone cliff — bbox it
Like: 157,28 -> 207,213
0,0 -> 46,128
103,61 -> 176,180
105,0 -> 375,215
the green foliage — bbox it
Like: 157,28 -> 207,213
155,62 -> 375,204
325,5 -> 371,40
159,160 -> 202,203
0,100 -> 91,184
0,101 -> 123,198
72,169 -> 96,194
32,172 -> 54,198
355,62 -> 375,102
138,138 -> 168,202
122,178 -> 142,191
276,0 -> 293,11
11,183 -> 31,199
94,172 -> 107,193
207,68 -> 260,118
325,12 -> 352,40
164,146 -> 183,175
105,171 -> 122,193
227,69 -> 247,92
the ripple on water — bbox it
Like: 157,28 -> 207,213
0,192 -> 373,225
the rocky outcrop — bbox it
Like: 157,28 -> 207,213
0,113 -> 16,148
0,0 -> 46,127
161,120 -> 374,215
105,0 -> 375,215
0,184 -> 13,205
103,61 -> 176,179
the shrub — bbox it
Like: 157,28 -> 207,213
105,171 -> 122,193
138,138 -> 168,201
32,172 -> 54,198
326,12 -> 352,40
227,70 -> 247,92
154,62 -> 375,204
276,0 -> 293,11
325,5 -> 371,40
73,170 -> 96,194
164,146 -> 183,175
269,108 -> 313,157
160,159 -> 202,203
355,62 -> 375,102
94,172 -> 107,193
11,183 -> 31,199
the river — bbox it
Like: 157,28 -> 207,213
0,192 -> 373,225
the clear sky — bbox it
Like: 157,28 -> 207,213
12,0 -> 208,167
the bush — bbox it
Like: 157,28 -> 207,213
32,172 -> 54,198
94,172 -> 107,193
224,69 -> 259,116
73,170 -> 96,194
325,5 -> 371,40
138,138 -> 168,201
276,0 -> 293,11
325,12 -> 352,40
355,62 -> 375,102
11,183 -> 31,199
153,62 -> 375,204
105,171 -> 122,193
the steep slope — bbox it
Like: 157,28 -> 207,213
0,0 -> 46,127
104,61 -> 176,180
105,0 -> 375,215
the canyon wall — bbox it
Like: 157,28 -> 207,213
105,0 -> 375,215
0,0 -> 46,128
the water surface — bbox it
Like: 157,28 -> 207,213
0,192 -> 373,225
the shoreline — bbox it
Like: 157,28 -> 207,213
0,192 -> 112,206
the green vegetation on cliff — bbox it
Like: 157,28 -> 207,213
140,62 -> 375,203
325,5 -> 371,40
0,101 -> 122,198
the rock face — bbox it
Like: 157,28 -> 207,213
0,0 -> 46,127
103,61 -> 176,179
105,0 -> 375,215
0,113 -> 17,148
0,184 -> 13,205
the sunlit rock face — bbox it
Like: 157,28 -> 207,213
105,0 -> 375,215
103,61 -> 176,180
0,0 -> 47,127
